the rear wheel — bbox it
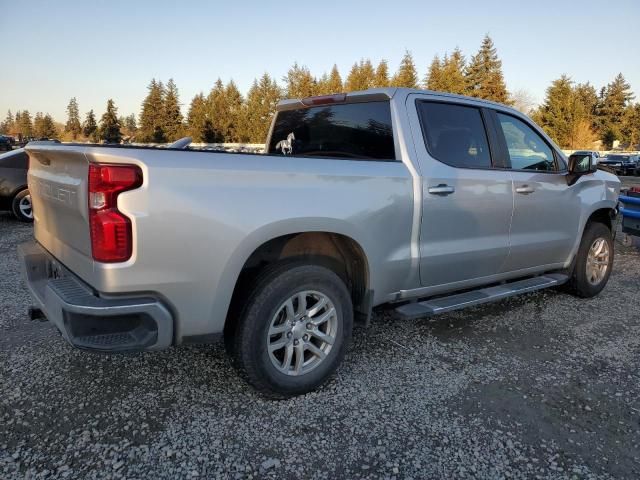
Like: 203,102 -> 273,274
231,262 -> 353,398
565,222 -> 613,298
11,189 -> 33,222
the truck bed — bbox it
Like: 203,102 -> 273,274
25,142 -> 415,341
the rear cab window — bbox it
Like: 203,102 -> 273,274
268,101 -> 396,160
416,101 -> 493,169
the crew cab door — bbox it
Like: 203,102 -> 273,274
491,111 -> 581,271
408,96 -> 514,288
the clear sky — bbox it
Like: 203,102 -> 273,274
1,0 -> 639,122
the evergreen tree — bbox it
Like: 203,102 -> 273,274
316,66 -> 344,95
206,79 -> 227,143
33,112 -> 44,138
326,64 -> 343,93
440,48 -> 467,95
224,80 -> 245,142
99,99 -> 122,144
465,35 -> 509,103
425,55 -> 443,91
345,62 -> 361,92
187,92 -> 216,143
0,110 -> 13,134
391,51 -> 419,88
163,78 -> 184,141
533,75 -> 575,146
374,60 -> 390,88
284,63 -> 317,98
18,110 -> 33,139
14,112 -> 22,137
40,114 -> 58,139
595,73 -> 634,147
346,59 -> 375,91
244,73 -> 282,142
574,83 -> 599,120
316,73 -> 330,95
83,109 -> 98,141
139,79 -> 166,142
124,114 -> 138,138
622,103 -> 640,148
359,59 -> 375,89
533,75 -> 599,149
65,97 -> 82,139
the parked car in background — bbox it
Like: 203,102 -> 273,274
598,153 -> 639,176
20,88 -> 620,397
0,148 -> 32,221
0,135 -> 15,151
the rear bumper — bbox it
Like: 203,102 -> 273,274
18,241 -> 173,352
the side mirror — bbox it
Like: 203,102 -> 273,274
567,153 -> 597,186
568,153 -> 596,175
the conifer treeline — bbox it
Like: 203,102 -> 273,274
1,34 -> 637,149
141,35 -> 512,144
0,97 -> 136,144
532,73 -> 639,150
1,110 -> 58,140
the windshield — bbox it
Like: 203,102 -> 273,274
607,155 -> 629,161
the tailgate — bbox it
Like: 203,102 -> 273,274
26,145 -> 92,271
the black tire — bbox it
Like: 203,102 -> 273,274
565,222 -> 613,298
231,262 -> 353,399
11,189 -> 34,222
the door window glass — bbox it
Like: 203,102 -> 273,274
497,113 -> 556,171
417,101 -> 492,169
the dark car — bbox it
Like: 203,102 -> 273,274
598,154 -> 639,176
0,148 -> 32,221
0,135 -> 14,152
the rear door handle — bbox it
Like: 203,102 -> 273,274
428,184 -> 455,196
515,185 -> 535,195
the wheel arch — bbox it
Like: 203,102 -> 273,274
10,184 -> 29,198
585,206 -> 616,231
223,229 -> 372,339
565,203 -> 617,270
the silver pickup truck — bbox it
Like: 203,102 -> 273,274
20,88 -> 620,397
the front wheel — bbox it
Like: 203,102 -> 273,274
231,262 -> 353,398
11,189 -> 34,222
565,222 -> 613,298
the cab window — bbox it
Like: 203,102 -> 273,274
417,101 -> 492,169
268,101 -> 396,161
496,113 -> 557,172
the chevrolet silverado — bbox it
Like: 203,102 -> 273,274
19,88 -> 620,397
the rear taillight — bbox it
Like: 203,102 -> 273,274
88,163 -> 142,262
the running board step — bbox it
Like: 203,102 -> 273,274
395,274 -> 569,319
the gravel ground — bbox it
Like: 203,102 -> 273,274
1,204 -> 640,479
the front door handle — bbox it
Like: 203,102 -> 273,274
515,185 -> 535,195
428,184 -> 455,196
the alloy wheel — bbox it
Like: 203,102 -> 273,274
266,290 -> 338,376
586,237 -> 610,285
19,194 -> 33,220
